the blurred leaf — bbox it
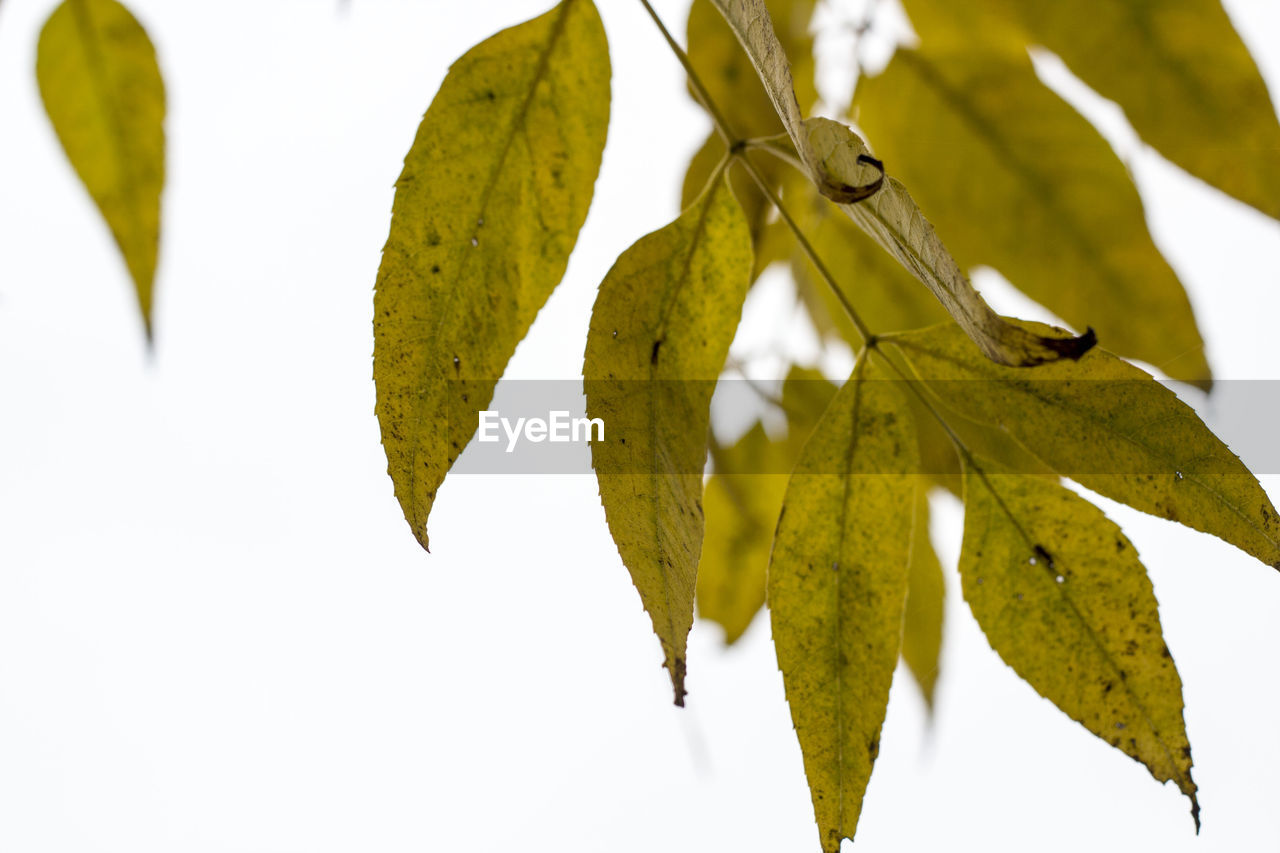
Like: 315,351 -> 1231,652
373,0 -> 609,550
697,367 -> 837,643
892,320 -> 1280,569
769,357 -> 918,852
998,0 -> 1280,220
902,489 -> 945,709
961,464 -> 1198,825
698,425 -> 788,644
856,46 -> 1210,386
37,0 -> 165,341
585,173 -> 753,704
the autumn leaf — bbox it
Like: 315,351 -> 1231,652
806,118 -> 1096,366
993,0 -> 1280,220
902,489 -> 945,709
373,0 -> 609,550
697,424 -> 788,644
585,171 -> 753,704
37,0 -> 165,342
961,462 -> 1199,826
769,357 -> 918,852
855,44 -> 1210,386
697,367 -> 836,643
892,320 -> 1280,569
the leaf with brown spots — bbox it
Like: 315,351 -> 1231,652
891,320 -> 1280,569
373,0 -> 609,549
769,357 -> 919,852
585,171 -> 753,704
960,463 -> 1199,826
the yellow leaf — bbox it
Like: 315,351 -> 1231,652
37,0 -> 165,342
997,0 -> 1280,221
961,464 -> 1198,826
682,133 -> 788,280
855,46 -> 1210,386
585,172 -> 753,704
373,0 -> 609,550
807,118 -> 1096,366
891,320 -> 1280,569
769,357 -> 918,853
697,367 -> 837,644
902,489 -> 945,710
697,425 -> 788,645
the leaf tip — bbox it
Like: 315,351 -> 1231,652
1190,791 -> 1201,835
1040,325 -> 1097,361
668,654 -> 687,707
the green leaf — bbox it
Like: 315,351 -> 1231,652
997,0 -> 1280,220
855,46 -> 1210,386
373,0 -> 609,550
769,357 -> 918,853
892,320 -> 1280,569
585,172 -> 753,704
960,464 -> 1198,826
806,118 -> 1096,366
902,489 -> 945,710
696,367 -> 837,643
37,0 -> 165,342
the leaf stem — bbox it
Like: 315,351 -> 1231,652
731,151 -> 875,345
636,0 -> 737,146
637,0 -> 989,496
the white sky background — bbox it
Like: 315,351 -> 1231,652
1,0 -> 1279,850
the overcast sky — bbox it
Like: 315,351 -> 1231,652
1,1 -> 1279,851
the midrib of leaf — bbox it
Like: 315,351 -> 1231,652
969,469 -> 1190,795
828,361 -> 873,829
891,49 -> 1136,309
407,0 -> 577,495
901,340 -> 1280,556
